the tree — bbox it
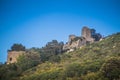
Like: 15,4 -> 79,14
11,43 -> 25,51
17,52 -> 40,71
17,55 -> 33,71
0,63 -> 19,80
39,40 -> 64,62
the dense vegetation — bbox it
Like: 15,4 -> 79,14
9,44 -> 26,51
0,32 -> 120,80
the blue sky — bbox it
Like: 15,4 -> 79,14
0,0 -> 120,63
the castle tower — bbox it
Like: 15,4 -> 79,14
7,51 -> 25,64
82,26 -> 91,38
81,26 -> 94,42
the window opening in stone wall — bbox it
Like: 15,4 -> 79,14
10,57 -> 12,61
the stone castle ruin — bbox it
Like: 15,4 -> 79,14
63,26 -> 102,52
7,51 -> 25,64
7,26 -> 102,64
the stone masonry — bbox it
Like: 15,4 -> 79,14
7,51 -> 25,64
63,26 -> 102,52
6,26 -> 102,64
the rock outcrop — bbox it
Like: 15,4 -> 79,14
63,26 -> 102,52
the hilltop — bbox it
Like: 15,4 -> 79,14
19,32 -> 120,80
0,32 -> 120,80
6,27 -> 102,64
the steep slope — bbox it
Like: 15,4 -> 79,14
18,32 -> 120,80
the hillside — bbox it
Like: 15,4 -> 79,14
18,32 -> 120,80
0,32 -> 120,80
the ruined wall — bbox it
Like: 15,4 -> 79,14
81,26 -> 94,42
63,26 -> 102,52
82,26 -> 91,38
63,37 -> 86,51
82,26 -> 102,42
7,51 -> 25,64
68,35 -> 76,43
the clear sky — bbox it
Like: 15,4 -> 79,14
0,0 -> 120,63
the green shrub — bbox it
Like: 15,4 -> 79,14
17,54 -> 39,71
20,70 -> 64,80
10,43 -> 25,51
0,64 -> 19,80
81,72 -> 108,80
65,63 -> 82,77
100,57 -> 120,80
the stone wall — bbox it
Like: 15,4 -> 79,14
63,37 -> 86,51
68,35 -> 76,43
82,26 -> 94,42
63,26 -> 102,52
7,51 -> 25,64
82,26 -> 91,38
